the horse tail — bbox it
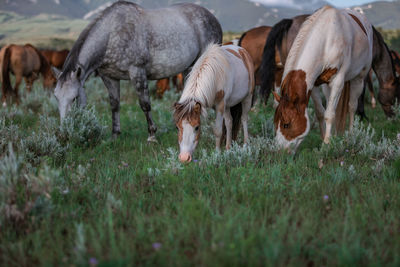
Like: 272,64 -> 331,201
1,46 -> 13,96
220,103 -> 243,146
238,31 -> 247,47
230,103 -> 243,141
335,81 -> 351,134
259,19 -> 293,101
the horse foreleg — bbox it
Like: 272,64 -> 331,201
213,109 -> 224,151
366,72 -> 376,109
312,86 -> 326,139
349,77 -> 365,129
223,108 -> 233,150
130,67 -> 157,142
101,76 -> 121,138
324,75 -> 345,144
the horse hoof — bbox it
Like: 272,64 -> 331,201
112,133 -> 120,139
147,136 -> 158,143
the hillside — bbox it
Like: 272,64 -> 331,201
1,0 -> 400,47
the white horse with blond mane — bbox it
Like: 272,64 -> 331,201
173,44 -> 255,163
272,6 -> 373,152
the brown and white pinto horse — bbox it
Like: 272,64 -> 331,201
174,44 -> 254,162
155,73 -> 184,98
40,49 -> 69,69
0,44 -> 56,106
273,6 -> 373,151
238,26 -> 271,86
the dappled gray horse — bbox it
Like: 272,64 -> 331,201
53,1 -> 222,141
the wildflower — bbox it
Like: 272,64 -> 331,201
152,242 -> 162,251
193,159 -> 199,163
340,161 -> 344,166
89,257 -> 98,266
323,195 -> 329,201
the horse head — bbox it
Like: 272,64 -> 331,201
52,65 -> 87,120
378,77 -> 400,117
173,101 -> 202,163
273,70 -> 311,153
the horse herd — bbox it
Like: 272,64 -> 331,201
1,2 -> 400,162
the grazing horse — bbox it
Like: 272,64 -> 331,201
272,6 -> 373,151
41,49 -> 69,69
0,44 -> 56,105
155,73 -> 184,98
238,26 -> 271,86
52,1 -> 222,141
173,44 -> 254,162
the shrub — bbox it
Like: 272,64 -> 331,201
320,118 -> 400,161
21,131 -> 66,166
58,105 -> 106,147
0,118 -> 21,156
0,145 -> 57,230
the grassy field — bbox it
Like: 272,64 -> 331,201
0,76 -> 400,266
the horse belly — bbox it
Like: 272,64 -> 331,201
145,13 -> 201,79
225,63 -> 250,106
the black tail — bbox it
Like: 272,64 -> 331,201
221,103 -> 243,146
259,19 -> 293,102
1,46 -> 13,98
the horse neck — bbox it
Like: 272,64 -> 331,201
373,39 -> 397,88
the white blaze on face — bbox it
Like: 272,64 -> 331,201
178,119 -> 199,162
275,108 -> 311,153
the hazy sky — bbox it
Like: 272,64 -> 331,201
252,0 -> 394,8
330,0 -> 386,7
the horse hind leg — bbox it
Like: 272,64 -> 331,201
130,67 -> 157,142
13,74 -> 22,105
101,76 -> 121,138
223,108 -> 233,150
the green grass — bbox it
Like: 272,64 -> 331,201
0,78 -> 400,266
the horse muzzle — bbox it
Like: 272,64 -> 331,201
179,152 -> 192,163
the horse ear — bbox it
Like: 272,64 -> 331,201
51,66 -> 61,79
272,91 -> 281,103
71,66 -> 83,80
194,102 -> 201,113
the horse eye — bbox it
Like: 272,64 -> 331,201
283,123 -> 290,129
195,126 -> 199,131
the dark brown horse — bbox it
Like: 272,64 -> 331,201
238,26 -> 271,86
155,73 -> 184,98
0,44 -> 56,105
260,15 -> 400,117
41,49 -> 69,69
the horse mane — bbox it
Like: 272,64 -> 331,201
284,5 -> 332,72
259,18 -> 293,99
59,1 -> 140,82
174,44 -> 229,120
238,31 -> 247,47
372,26 -> 398,81
25,44 -> 52,76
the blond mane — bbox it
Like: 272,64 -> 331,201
175,44 -> 230,119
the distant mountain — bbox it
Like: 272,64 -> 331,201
347,1 -> 400,29
0,0 -> 326,31
0,0 -> 400,33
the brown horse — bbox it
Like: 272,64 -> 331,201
238,26 -> 271,86
260,15 -> 400,118
41,49 -> 69,69
155,73 -> 184,98
391,50 -> 400,75
0,44 -> 56,105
